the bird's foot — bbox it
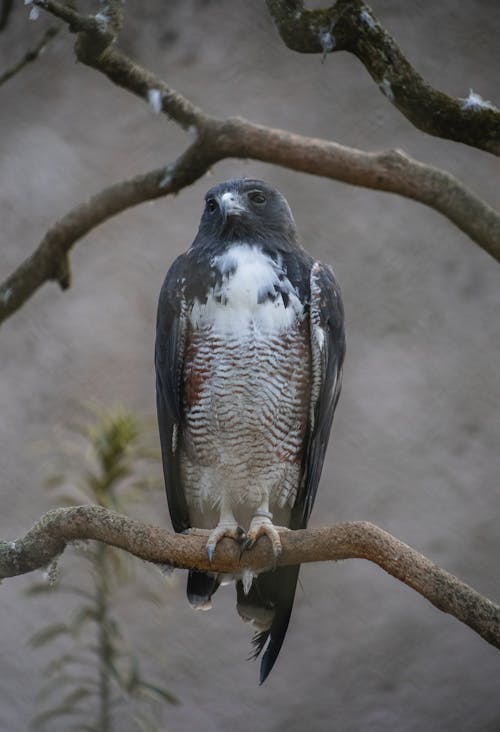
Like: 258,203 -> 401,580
242,511 -> 286,565
206,521 -> 246,563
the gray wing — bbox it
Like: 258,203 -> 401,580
291,260 -> 345,529
252,260 -> 345,681
155,254 -> 190,533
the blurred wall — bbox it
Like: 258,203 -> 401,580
1,1 -> 500,730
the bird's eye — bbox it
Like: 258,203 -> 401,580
248,190 -> 266,205
206,198 -> 218,214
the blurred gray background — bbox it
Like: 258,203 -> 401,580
1,1 -> 500,730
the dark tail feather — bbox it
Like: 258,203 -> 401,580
236,565 -> 301,684
187,570 -> 221,609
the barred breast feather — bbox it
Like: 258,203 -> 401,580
179,244 -> 311,529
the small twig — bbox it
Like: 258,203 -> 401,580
0,26 -> 60,87
1,505 -> 500,653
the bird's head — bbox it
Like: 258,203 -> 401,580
196,178 -> 298,247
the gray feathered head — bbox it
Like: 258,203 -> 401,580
196,178 -> 298,245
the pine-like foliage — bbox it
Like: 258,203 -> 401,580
28,408 -> 179,732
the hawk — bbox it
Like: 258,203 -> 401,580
155,178 -> 345,683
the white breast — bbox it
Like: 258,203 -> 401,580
189,243 -> 304,333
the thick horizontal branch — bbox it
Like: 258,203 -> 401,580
2,114 -> 499,325
267,0 -> 500,156
223,119 -> 500,260
1,505 -> 500,653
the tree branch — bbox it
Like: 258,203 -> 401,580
2,114 -> 500,326
1,505 -> 499,653
34,0 -> 209,131
266,0 -> 500,156
0,0 -> 14,31
222,120 -> 500,259
3,0 -> 499,326
0,139 -> 220,324
35,0 -> 117,36
0,26 -> 60,87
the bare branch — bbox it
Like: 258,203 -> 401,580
2,115 -> 499,326
0,26 -> 60,87
34,0 -> 208,131
223,119 -> 500,260
0,0 -> 14,31
0,139 -> 220,324
3,0 -> 499,326
74,39 -> 211,132
266,0 -> 500,156
1,505 -> 499,652
34,0 -> 109,35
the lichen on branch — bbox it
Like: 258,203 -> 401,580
266,0 -> 500,156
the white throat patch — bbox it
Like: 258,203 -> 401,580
190,244 -> 303,333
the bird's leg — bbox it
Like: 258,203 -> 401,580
244,498 -> 284,561
206,503 -> 246,563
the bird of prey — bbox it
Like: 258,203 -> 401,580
155,178 -> 345,683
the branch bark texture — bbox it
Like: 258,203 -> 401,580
2,111 -> 499,327
267,0 -> 500,156
1,505 -> 500,653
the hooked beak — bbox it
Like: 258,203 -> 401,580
219,191 -> 247,220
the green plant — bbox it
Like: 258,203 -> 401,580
28,409 -> 179,732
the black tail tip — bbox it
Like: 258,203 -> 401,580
259,661 -> 271,685
250,630 -> 282,684
259,641 -> 281,684
248,630 -> 278,686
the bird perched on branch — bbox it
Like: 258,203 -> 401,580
155,178 -> 345,683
